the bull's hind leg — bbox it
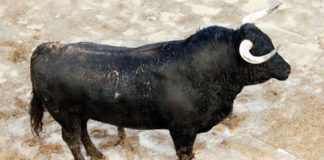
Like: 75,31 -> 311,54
80,119 -> 105,160
45,103 -> 85,159
170,128 -> 197,160
60,117 -> 85,160
115,126 -> 126,146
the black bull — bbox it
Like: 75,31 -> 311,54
29,24 -> 290,160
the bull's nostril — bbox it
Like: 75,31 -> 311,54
287,69 -> 291,75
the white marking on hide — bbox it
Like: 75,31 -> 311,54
108,70 -> 119,78
108,70 -> 120,99
114,92 -> 120,99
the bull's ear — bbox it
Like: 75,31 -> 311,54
237,23 -> 257,38
240,23 -> 256,30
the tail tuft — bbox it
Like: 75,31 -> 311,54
29,89 -> 44,136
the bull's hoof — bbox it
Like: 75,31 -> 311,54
96,151 -> 105,159
88,150 -> 105,160
179,153 -> 195,160
114,137 -> 126,146
90,154 -> 106,160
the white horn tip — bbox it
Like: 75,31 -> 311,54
267,3 -> 282,14
275,44 -> 281,52
242,3 -> 282,24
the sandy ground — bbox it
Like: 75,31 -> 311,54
0,0 -> 323,159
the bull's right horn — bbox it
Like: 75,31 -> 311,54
242,3 -> 282,24
239,39 -> 280,64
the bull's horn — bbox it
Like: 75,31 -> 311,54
239,40 -> 280,64
242,3 -> 282,24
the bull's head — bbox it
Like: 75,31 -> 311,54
237,4 -> 291,83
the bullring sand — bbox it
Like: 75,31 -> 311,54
0,0 -> 323,159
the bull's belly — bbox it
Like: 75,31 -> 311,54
91,114 -> 168,130
84,100 -> 169,130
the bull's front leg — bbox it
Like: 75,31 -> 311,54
170,128 -> 197,160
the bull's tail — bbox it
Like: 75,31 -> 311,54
29,88 -> 44,136
29,43 -> 49,136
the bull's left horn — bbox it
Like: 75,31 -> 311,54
242,3 -> 282,24
239,39 -> 279,64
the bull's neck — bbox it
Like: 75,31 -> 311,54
181,50 -> 243,101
